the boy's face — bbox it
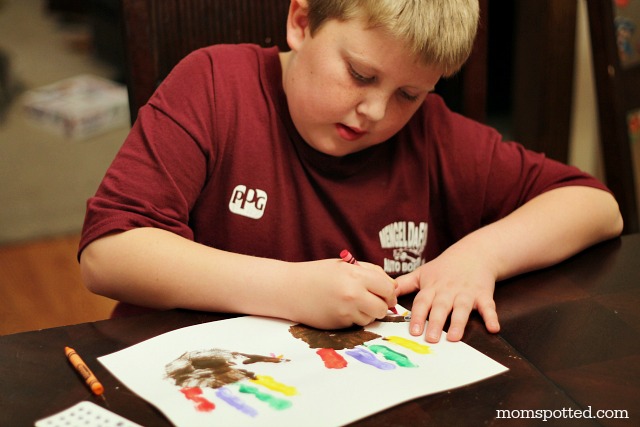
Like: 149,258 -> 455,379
281,11 -> 442,157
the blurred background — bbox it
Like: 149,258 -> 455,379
0,0 -> 124,334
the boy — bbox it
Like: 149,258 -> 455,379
78,0 -> 622,343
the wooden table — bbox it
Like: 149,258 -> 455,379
1,235 -> 639,426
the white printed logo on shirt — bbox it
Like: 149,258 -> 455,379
378,221 -> 428,274
229,185 -> 268,219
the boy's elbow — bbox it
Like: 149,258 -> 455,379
613,211 -> 624,237
79,241 -> 114,297
611,208 -> 624,237
604,193 -> 624,238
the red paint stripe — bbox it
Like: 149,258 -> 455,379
316,348 -> 348,369
180,387 -> 216,412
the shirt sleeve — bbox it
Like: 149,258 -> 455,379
78,49 -> 218,256
481,137 -> 610,223
421,95 -> 610,241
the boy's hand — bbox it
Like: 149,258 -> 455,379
288,259 -> 397,330
395,251 -> 500,343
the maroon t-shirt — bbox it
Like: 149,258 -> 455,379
80,44 -> 608,277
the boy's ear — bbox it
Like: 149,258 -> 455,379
286,0 -> 311,51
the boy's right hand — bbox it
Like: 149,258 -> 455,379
285,259 -> 397,329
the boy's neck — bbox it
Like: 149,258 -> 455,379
279,51 -> 292,88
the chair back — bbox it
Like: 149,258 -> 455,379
587,0 -> 640,233
122,0 -> 290,123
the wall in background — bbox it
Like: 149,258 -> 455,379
569,0 -> 604,179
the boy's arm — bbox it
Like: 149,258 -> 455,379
80,227 -> 397,329
396,186 -> 623,343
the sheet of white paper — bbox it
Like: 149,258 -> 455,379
99,315 -> 507,427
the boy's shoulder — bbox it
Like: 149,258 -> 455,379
187,43 -> 278,65
416,93 -> 493,135
174,43 -> 281,86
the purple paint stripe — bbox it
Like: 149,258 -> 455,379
216,387 -> 258,417
345,347 -> 396,370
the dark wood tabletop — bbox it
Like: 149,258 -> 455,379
1,234 -> 638,426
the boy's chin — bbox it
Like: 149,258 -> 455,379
304,138 -> 374,158
312,145 -> 363,158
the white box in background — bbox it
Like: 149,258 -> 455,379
22,74 -> 129,140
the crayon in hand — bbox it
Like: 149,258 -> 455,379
65,346 -> 105,396
340,249 -> 359,265
340,249 -> 398,314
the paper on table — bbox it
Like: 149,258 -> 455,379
99,315 -> 507,427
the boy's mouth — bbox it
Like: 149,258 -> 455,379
336,123 -> 366,141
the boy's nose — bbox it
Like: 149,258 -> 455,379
356,92 -> 388,122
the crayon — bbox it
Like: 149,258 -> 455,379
339,249 -> 398,314
340,249 -> 359,265
65,346 -> 105,396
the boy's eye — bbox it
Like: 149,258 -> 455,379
348,64 -> 375,84
399,90 -> 420,102
348,62 -> 420,102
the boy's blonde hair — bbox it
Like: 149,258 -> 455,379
307,0 -> 479,76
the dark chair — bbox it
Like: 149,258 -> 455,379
120,0 -> 488,124
587,0 -> 640,234
121,0 -> 291,124
512,0 -> 578,164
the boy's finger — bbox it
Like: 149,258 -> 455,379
352,310 -> 376,327
351,267 -> 397,311
446,294 -> 474,341
408,290 -> 433,337
361,273 -> 398,306
357,293 -> 391,321
477,298 -> 500,333
424,291 -> 456,343
446,309 -> 471,342
394,270 -> 420,295
360,262 -> 399,289
424,308 -> 447,343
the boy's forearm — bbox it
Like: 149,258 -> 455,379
447,186 -> 623,282
79,227 -> 296,318
79,187 -> 621,324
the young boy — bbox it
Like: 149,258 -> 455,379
78,0 -> 622,343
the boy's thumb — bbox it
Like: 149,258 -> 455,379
394,271 -> 419,295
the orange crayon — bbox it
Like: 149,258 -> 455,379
65,346 -> 105,396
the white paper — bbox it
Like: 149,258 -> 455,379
99,315 -> 507,427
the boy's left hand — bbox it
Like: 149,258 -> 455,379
395,251 -> 500,343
